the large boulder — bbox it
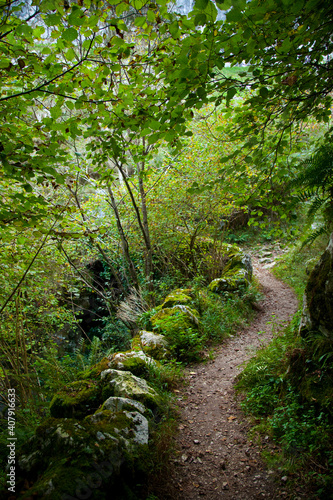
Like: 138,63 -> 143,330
133,331 -> 170,360
151,305 -> 200,331
100,369 -> 161,412
208,247 -> 252,294
108,350 -> 156,376
16,411 -> 148,499
222,252 -> 253,281
49,380 -> 102,419
209,268 -> 250,294
150,306 -> 203,361
300,232 -> 333,336
101,396 -> 146,415
161,289 -> 193,308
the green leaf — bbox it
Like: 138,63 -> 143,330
116,3 -> 129,16
62,28 -> 78,42
215,0 -> 232,8
169,21 -> 179,38
16,24 -> 33,37
134,17 -> 147,28
68,9 -> 85,26
226,8 -> 243,22
195,0 -> 209,9
259,87 -> 269,98
44,13 -> 62,27
194,14 -> 207,26
66,48 -> 76,61
147,9 -> 156,23
227,87 -> 237,101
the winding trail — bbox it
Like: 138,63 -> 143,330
159,262 -> 299,499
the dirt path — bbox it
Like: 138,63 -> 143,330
159,261 -> 300,499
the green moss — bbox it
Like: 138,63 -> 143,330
150,306 -> 203,361
50,380 -> 102,419
209,268 -> 250,294
222,252 -> 246,273
299,372 -> 333,413
151,306 -> 199,332
138,331 -> 169,360
305,248 -> 333,333
100,370 -> 162,414
161,288 -> 192,308
77,357 -> 110,380
17,413 -> 141,499
121,356 -> 148,376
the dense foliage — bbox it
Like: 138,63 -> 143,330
0,0 -> 332,497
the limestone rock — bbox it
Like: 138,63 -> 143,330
222,251 -> 253,281
100,369 -> 160,411
151,305 -> 200,331
101,396 -> 146,415
300,232 -> 333,337
88,409 -> 149,447
49,379 -> 101,419
108,349 -> 156,375
209,268 -> 250,294
137,330 -> 169,360
124,411 -> 149,445
16,411 -> 147,498
161,288 -> 192,308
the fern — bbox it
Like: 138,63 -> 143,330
88,336 -> 103,366
292,142 -> 333,245
301,224 -> 330,248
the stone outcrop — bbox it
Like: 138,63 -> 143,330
134,330 -> 170,360
109,349 -> 157,375
161,288 -> 193,308
209,267 -> 250,294
208,247 -> 252,295
300,231 -> 333,337
100,368 -> 161,412
14,360 -> 162,498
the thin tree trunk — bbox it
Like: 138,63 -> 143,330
107,184 -> 139,289
138,162 -> 153,289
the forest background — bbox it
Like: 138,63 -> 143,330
0,0 -> 333,497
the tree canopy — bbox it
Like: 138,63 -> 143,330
0,0 -> 332,305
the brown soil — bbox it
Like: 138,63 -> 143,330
156,261 -> 304,499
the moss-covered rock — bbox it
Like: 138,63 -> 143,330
222,252 -> 253,281
208,268 -> 250,294
100,369 -> 161,412
77,357 -> 110,379
136,330 -> 169,360
109,350 -> 156,376
88,409 -> 149,447
49,379 -> 102,419
150,306 -> 203,361
16,412 -> 148,499
151,305 -> 200,332
161,288 -> 192,308
300,232 -> 333,336
101,396 -> 146,415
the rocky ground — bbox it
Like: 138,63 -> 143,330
154,259 -> 306,500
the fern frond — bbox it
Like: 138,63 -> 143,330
88,336 -> 102,367
291,189 -> 316,205
306,196 -> 326,219
301,224 -> 330,248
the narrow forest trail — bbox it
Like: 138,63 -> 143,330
158,261 -> 300,499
